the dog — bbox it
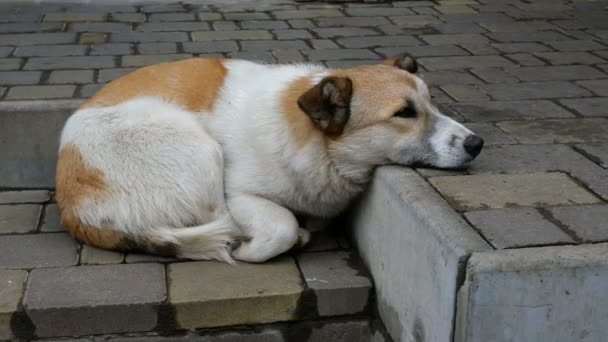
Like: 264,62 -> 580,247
55,54 -> 483,264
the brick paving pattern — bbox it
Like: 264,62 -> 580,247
1,0 -> 608,339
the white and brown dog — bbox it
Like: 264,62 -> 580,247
55,54 -> 483,264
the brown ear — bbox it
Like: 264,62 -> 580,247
297,76 -> 353,135
384,53 -> 418,74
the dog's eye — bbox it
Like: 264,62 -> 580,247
394,106 -> 417,119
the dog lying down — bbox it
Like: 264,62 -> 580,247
55,54 -> 483,264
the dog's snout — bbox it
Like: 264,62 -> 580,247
464,134 -> 484,158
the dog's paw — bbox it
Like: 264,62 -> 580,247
295,228 -> 311,249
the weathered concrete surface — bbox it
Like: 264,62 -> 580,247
456,243 -> 608,342
351,166 -> 490,342
0,270 -> 27,341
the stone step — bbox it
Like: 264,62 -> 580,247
0,193 -> 374,340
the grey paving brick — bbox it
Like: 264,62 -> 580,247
6,85 -> 75,100
197,12 -> 223,21
274,9 -> 344,20
470,68 -> 518,83
240,40 -> 308,51
435,5 -> 478,14
149,13 -> 195,22
0,190 -> 49,204
24,263 -> 165,337
490,42 -> 552,54
40,204 -> 65,232
377,45 -> 470,58
241,20 -> 288,30
315,16 -> 390,28
97,68 -> 134,83
419,70 -> 482,86
420,33 -> 489,45
137,42 -> 177,54
48,69 -> 94,84
272,49 -> 305,63
288,19 -> 314,29
168,256 -> 302,329
486,31 -> 571,42
0,33 -> 76,46
441,84 -> 489,101
81,245 -> 124,265
418,55 -> 514,70
306,49 -> 379,61
481,81 -> 592,100
505,53 -> 545,66
44,12 -> 107,22
0,71 -> 41,85
441,12 -> 513,23
0,270 -> 27,341
90,43 -> 133,55
192,30 -> 272,41
429,172 -> 600,211
389,15 -> 441,28
547,40 -> 606,52
111,13 -> 146,23
68,22 -> 131,33
465,208 -> 575,249
14,44 -> 86,57
464,123 -> 516,145
182,41 -> 238,53
460,43 -> 500,55
576,79 -> 608,96
0,47 -> 12,57
229,51 -> 275,63
0,11 -> 42,23
25,56 -> 115,70
0,233 -> 79,269
337,35 -> 421,49
324,60 -> 382,69
312,27 -> 379,39
298,251 -> 371,317
506,65 -> 606,82
124,253 -> 176,264
0,204 -> 41,234
452,100 -> 574,122
223,12 -> 270,21
434,22 -> 487,33
345,7 -> 414,16
535,51 -> 605,65
111,31 -> 189,43
137,22 -> 210,32
0,22 -> 63,33
394,1 -> 434,7
311,39 -> 339,50
550,205 -> 608,242
79,83 -> 104,98
576,143 -> 608,167
212,21 -> 238,31
479,21 -> 557,33
122,54 -> 191,67
273,29 -> 312,40
0,58 -> 21,70
497,118 -> 608,144
79,32 -> 106,44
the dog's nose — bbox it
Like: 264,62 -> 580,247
464,134 -> 484,158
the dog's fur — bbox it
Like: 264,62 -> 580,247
55,55 -> 482,263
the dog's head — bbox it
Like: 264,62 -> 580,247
298,53 -> 483,169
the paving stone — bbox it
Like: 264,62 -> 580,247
535,51 -> 605,65
0,270 -> 27,340
40,204 -> 65,232
90,43 -> 133,55
111,13 -> 146,23
272,49 -> 305,63
24,263 -> 165,337
0,33 -> 76,46
48,69 -> 94,84
298,251 -> 371,317
212,21 -> 238,31
460,43 -> 500,55
434,22 -> 487,34
0,47 -> 12,57
470,68 -> 518,83
137,22 -> 210,32
0,204 -> 41,234
481,81 -> 592,100
229,51 -> 275,63
149,13 -> 196,22
497,118 -> 608,144
345,7 -> 414,16
389,15 -> 441,28
312,27 -> 379,39
377,45 -> 470,58
315,17 -> 390,28
441,84 -> 489,101
479,21 -> 557,32
337,35 -> 421,49
81,245 -> 124,265
550,205 -> 608,242
506,53 -> 546,66
169,256 -> 303,329
490,42 -> 552,54
576,143 -> 608,168
465,208 -> 575,249
121,53 -> 191,67
506,65 -> 606,82
14,44 -> 86,57
311,39 -> 339,50
274,9 -> 344,20
197,12 -> 223,21
44,12 -> 107,22
429,172 -> 600,211
559,97 -> 608,117
137,42 -> 177,55
25,56 -> 114,70
112,32 -> 189,43
288,19 -> 314,29
0,58 -> 21,70
452,100 -> 575,122
464,123 -> 516,146
418,55 -> 514,70
124,253 -> 176,264
0,71 -> 41,85
240,40 -> 308,51
6,85 -> 75,100
0,22 -> 63,33
273,29 -> 312,40
0,233 -> 79,269
0,190 -> 49,204
223,12 -> 271,21
440,12 -> 513,23
240,20 -> 288,30
487,31 -> 571,43
97,68 -> 132,83
576,79 -> 608,96
182,41 -> 238,53
192,30 -> 272,41
0,11 -> 42,23
420,33 -> 489,45
435,5 -> 478,14
68,22 -> 131,33
79,32 -> 106,44
141,3 -> 186,13
306,49 -> 379,61
79,83 -> 104,98
547,40 -> 607,51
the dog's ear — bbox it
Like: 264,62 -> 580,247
297,76 -> 353,135
384,53 -> 418,74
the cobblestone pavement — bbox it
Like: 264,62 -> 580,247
1,0 -> 608,340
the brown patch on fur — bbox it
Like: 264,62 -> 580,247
81,58 -> 227,112
207,204 -> 216,214
281,76 -> 319,148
